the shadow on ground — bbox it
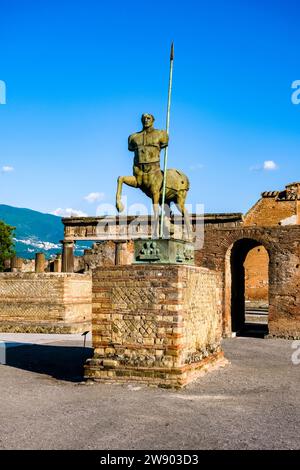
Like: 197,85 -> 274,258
236,323 -> 269,338
2,323 -> 268,382
5,344 -> 94,382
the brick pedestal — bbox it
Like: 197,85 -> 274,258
85,265 -> 227,388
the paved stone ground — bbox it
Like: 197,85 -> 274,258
0,333 -> 299,450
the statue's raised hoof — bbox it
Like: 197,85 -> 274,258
116,201 -> 124,213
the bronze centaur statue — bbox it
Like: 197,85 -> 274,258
116,114 -> 191,238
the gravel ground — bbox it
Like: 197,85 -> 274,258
0,334 -> 299,450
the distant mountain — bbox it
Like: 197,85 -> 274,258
0,205 -> 91,259
0,205 -> 63,259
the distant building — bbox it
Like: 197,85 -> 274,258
244,182 -> 300,226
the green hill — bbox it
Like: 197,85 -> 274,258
0,205 -> 63,259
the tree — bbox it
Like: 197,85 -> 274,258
0,220 -> 15,271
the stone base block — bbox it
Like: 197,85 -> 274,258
85,264 -> 226,388
134,238 -> 194,265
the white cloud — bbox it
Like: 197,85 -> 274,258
250,160 -> 279,172
263,160 -> 278,171
84,192 -> 105,203
51,208 -> 88,217
14,238 -> 61,250
2,165 -> 14,173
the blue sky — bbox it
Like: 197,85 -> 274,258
1,0 -> 300,216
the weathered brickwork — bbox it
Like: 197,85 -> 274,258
196,226 -> 300,339
244,182 -> 300,226
241,183 -> 300,305
0,273 -> 92,333
244,197 -> 296,226
83,240 -> 134,271
183,270 -> 222,364
85,265 -> 226,388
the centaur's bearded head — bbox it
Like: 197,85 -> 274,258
141,113 -> 155,129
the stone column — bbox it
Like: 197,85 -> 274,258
114,241 -> 124,265
114,241 -> 134,265
53,254 -> 62,272
62,241 -> 74,272
35,252 -> 46,273
10,256 -> 23,272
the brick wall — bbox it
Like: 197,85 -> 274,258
244,183 -> 300,226
244,197 -> 296,226
85,265 -> 226,388
182,269 -> 222,363
0,273 -> 92,333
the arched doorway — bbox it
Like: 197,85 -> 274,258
244,245 -> 269,329
225,238 -> 269,337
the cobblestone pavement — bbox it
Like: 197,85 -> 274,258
0,334 -> 299,450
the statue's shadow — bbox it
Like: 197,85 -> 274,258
3,342 -> 94,382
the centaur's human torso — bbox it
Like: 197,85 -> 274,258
128,128 -> 168,195
129,127 -> 168,166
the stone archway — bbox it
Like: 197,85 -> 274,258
198,226 -> 300,339
225,238 -> 270,337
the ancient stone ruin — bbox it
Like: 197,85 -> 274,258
0,181 -> 299,386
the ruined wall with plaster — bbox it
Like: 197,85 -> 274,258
0,272 -> 92,333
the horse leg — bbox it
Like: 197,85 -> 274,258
161,200 -> 172,238
152,191 -> 160,238
116,176 -> 137,212
176,191 -> 192,240
165,201 -> 175,237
